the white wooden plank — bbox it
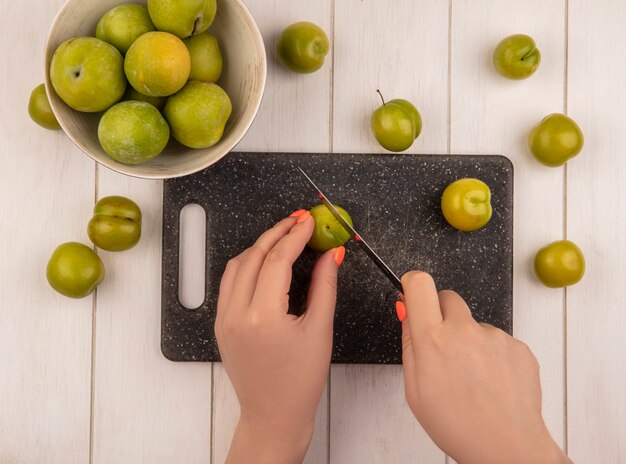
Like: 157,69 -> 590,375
91,171 -> 212,463
567,0 -> 626,460
14,1 -> 626,462
330,365 -> 444,463
332,0 -> 449,155
211,364 -> 239,463
213,363 -> 330,464
0,2 -> 94,463
450,0 -> 567,449
235,0 -> 332,154
331,1 -> 449,462
211,0 -> 333,462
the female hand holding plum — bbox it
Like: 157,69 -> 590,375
215,210 -> 345,463
216,214 -> 571,463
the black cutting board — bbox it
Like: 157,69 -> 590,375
161,152 -> 513,364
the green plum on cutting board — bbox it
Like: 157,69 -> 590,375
308,204 -> 353,252
441,178 -> 492,232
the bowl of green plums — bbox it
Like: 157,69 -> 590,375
44,0 -> 266,179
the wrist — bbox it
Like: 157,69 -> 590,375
512,428 -> 571,464
457,425 -> 571,464
226,415 -> 314,464
530,430 -> 571,464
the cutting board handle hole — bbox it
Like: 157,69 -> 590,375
178,203 -> 207,310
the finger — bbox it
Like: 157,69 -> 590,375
401,271 -> 443,336
215,257 -> 240,336
251,213 -> 315,313
303,246 -> 344,330
229,215 -> 301,311
478,322 -> 510,337
438,290 -> 475,324
478,321 -> 495,330
401,320 -> 420,408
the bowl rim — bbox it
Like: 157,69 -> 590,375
44,0 -> 267,180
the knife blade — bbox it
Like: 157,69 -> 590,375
298,167 -> 403,293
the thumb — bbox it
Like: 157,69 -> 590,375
304,246 -> 344,330
401,317 -> 419,408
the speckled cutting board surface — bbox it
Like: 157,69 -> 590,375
161,152 -> 513,364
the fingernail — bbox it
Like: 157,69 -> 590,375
296,210 -> 311,224
333,246 -> 346,266
290,209 -> 306,217
395,301 -> 407,322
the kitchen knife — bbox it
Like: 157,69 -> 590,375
298,167 -> 404,293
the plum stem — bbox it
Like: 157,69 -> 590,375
376,89 -> 386,105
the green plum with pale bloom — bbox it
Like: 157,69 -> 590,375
163,80 -> 231,149
98,101 -> 170,165
147,0 -> 217,38
96,3 -> 156,55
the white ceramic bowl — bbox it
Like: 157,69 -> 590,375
45,0 -> 266,179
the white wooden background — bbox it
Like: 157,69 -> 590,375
1,0 -> 625,462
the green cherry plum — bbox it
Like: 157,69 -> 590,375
163,80 -> 231,149
28,83 -> 61,130
46,242 -> 105,298
88,196 -> 142,251
441,178 -> 492,232
147,0 -> 217,39
183,31 -> 223,82
308,204 -> 353,252
122,86 -> 166,110
96,3 -> 156,55
49,37 -> 126,112
124,31 -> 190,97
371,90 -> 422,152
493,34 -> 541,79
276,21 -> 329,73
528,113 -> 584,167
98,101 -> 170,165
534,240 -> 585,288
